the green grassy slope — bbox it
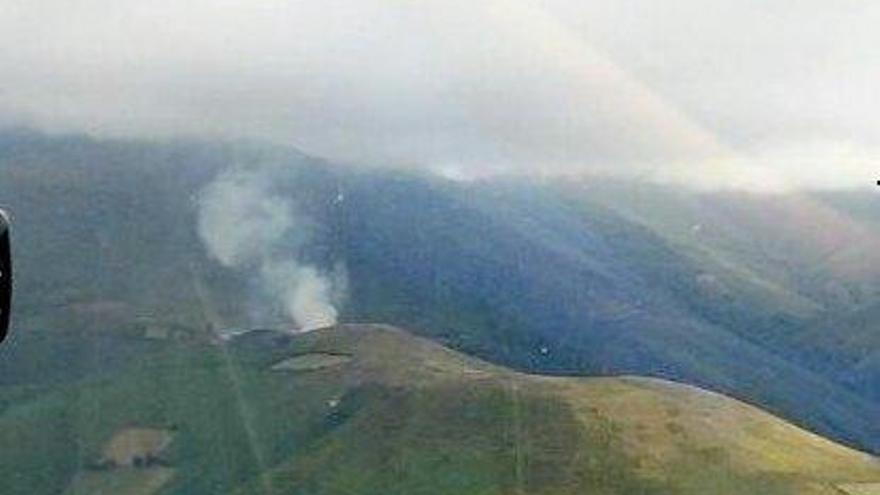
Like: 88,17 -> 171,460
2,130 -> 878,454
2,324 -> 876,495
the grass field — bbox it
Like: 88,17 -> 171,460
2,324 -> 878,495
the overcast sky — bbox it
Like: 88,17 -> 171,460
2,0 -> 878,189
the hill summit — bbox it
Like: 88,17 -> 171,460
230,324 -> 880,495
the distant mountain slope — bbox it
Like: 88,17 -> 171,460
0,130 -> 877,454
566,180 -> 880,402
337,174 -> 880,452
2,324 -> 876,495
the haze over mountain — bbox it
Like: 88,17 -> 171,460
2,1 -> 878,189
0,131 -> 878,462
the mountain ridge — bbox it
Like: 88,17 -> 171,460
1,130 -> 877,455
233,323 -> 880,495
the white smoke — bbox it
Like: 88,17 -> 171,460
260,261 -> 338,330
197,168 -> 344,331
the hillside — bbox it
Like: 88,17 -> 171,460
336,174 -> 880,453
0,130 -> 878,454
240,325 -> 880,495
2,324 -> 877,495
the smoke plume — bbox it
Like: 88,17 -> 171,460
197,167 -> 344,331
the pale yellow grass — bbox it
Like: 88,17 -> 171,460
547,375 -> 880,483
102,427 -> 173,466
65,468 -> 174,495
838,482 -> 880,495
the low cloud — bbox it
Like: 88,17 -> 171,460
1,0 -> 878,189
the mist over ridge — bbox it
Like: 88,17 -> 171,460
2,1 -> 879,190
